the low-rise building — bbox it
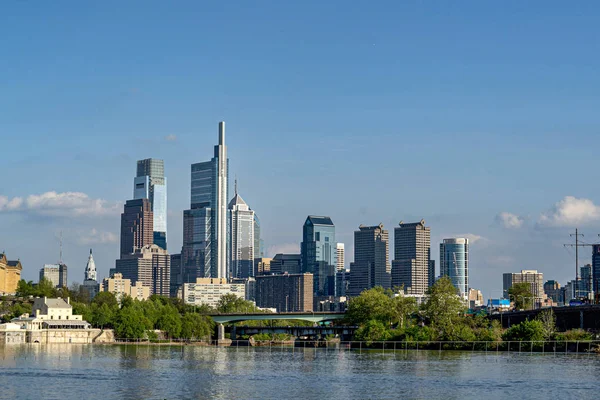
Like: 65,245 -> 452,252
179,278 -> 246,308
468,288 -> 484,308
100,273 -> 151,302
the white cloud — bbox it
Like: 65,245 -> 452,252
495,212 -> 525,229
0,191 -> 121,218
538,196 -> 600,227
165,134 -> 177,142
267,243 -> 300,257
77,228 -> 118,245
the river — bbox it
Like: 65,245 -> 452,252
0,344 -> 599,399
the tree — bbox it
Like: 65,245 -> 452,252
508,283 -> 534,310
35,277 -> 57,297
92,303 -> 116,328
354,320 -> 391,345
392,295 -> 417,329
114,305 -> 152,339
92,291 -> 119,309
421,276 -> 466,340
181,313 -> 213,340
157,305 -> 182,338
15,280 -> 35,297
502,319 -> 544,342
216,294 -> 258,314
345,287 -> 394,326
536,309 -> 556,340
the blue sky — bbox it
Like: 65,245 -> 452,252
2,1 -> 600,298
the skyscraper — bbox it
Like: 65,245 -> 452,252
503,270 -> 544,303
182,122 -> 228,279
348,224 -> 391,297
391,220 -> 433,295
253,214 -> 264,258
301,216 -> 336,296
439,238 -> 469,299
120,198 -> 153,258
229,189 -> 255,279
580,264 -> 592,299
134,158 -> 168,250
115,244 -> 170,297
336,243 -> 345,272
39,263 -> 67,288
255,273 -> 314,312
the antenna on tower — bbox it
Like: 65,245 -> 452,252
59,231 -> 63,264
235,176 -> 238,196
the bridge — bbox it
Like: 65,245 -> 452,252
489,305 -> 600,330
233,325 -> 358,341
209,312 -> 346,324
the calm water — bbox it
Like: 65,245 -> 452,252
0,344 -> 599,399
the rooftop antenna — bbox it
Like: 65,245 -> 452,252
235,176 -> 238,196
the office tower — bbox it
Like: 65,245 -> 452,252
580,264 -> 592,299
468,288 -> 483,308
254,214 -> 264,258
254,257 -> 272,276
336,243 -> 345,272
301,216 -> 336,296
544,280 -> 561,304
182,122 -> 228,280
439,238 -> 469,299
270,254 -> 302,274
39,263 -> 67,288
169,253 -> 182,298
255,273 -> 313,312
335,269 -> 350,297
563,280 -> 578,302
229,189 -> 255,279
120,198 -> 153,258
81,249 -> 100,302
593,245 -> 600,302
391,220 -> 432,295
114,244 -> 170,297
134,158 -> 168,250
348,224 -> 391,297
502,270 -> 544,302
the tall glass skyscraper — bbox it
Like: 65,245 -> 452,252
182,122 -> 229,279
134,158 -> 167,250
301,216 -> 336,296
439,238 -> 469,299
229,190 -> 255,279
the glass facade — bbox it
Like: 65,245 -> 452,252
301,216 -> 336,296
182,208 -> 213,279
134,159 -> 167,250
439,238 -> 469,299
229,194 -> 255,279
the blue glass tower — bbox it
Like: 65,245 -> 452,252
134,158 -> 167,250
301,216 -> 336,296
440,238 -> 469,299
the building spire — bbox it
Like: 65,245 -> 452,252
219,121 -> 225,145
235,176 -> 238,197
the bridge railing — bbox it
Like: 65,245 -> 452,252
108,338 -> 600,354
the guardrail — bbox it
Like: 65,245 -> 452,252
108,338 -> 600,354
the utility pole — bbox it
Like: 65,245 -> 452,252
564,229 -> 598,302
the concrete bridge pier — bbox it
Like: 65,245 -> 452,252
217,324 -> 225,341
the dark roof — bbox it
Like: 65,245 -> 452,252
7,261 -> 21,268
306,216 -> 334,226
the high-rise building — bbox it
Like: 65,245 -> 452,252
134,158 -> 168,250
593,245 -> 600,302
101,272 -> 151,302
439,238 -> 469,299
254,214 -> 264,258
120,198 -> 153,258
468,288 -> 484,308
544,280 -> 562,304
270,254 -> 302,274
348,224 -> 391,297
391,220 -> 433,295
39,264 -> 67,288
114,244 -> 170,297
255,273 -> 313,312
229,190 -> 255,279
81,249 -> 100,302
301,216 -> 336,296
182,122 -> 228,280
581,264 -> 592,299
502,270 -> 544,304
336,243 -> 345,272
169,253 -> 182,298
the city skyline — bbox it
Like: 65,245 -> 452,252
3,2 -> 600,298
